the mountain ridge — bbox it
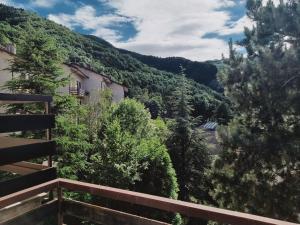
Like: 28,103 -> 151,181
0,3 -> 229,120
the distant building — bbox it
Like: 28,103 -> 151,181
0,44 -> 15,94
201,121 -> 218,131
201,121 -> 220,155
59,63 -> 128,104
0,44 -> 128,103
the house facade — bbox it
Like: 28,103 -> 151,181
60,64 -> 128,103
0,44 -> 127,103
0,45 -> 14,94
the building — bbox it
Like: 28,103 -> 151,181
201,121 -> 220,155
0,44 -> 128,103
0,44 -> 15,94
201,121 -> 218,131
60,63 -> 128,104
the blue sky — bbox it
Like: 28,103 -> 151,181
0,0 -> 253,61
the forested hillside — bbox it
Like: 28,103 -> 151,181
0,1 -> 299,224
118,49 -> 222,91
0,4 -> 229,121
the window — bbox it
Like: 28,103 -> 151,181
76,81 -> 81,90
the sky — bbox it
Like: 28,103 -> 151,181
0,0 -> 254,61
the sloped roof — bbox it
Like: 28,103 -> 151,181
201,121 -> 218,130
68,63 -> 128,91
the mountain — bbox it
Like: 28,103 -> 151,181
0,4 -> 229,120
118,49 -> 222,91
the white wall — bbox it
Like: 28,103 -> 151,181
75,66 -> 126,103
57,64 -> 86,96
108,83 -> 125,103
0,51 -> 13,93
0,51 -> 126,104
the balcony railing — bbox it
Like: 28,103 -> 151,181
0,178 -> 297,225
69,87 -> 85,97
0,93 -> 298,225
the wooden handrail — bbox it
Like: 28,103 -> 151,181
58,178 -> 298,225
0,179 -> 59,209
0,178 -> 298,225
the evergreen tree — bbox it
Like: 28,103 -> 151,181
212,0 -> 300,222
167,68 -> 211,224
55,96 -> 92,181
70,96 -> 181,223
213,102 -> 232,125
6,27 -> 67,95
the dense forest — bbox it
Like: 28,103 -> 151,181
0,3 -> 229,121
0,1 -> 299,225
118,49 -> 222,91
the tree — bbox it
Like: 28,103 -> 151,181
88,98 -> 179,196
68,96 -> 180,223
212,1 -> 300,222
213,102 -> 232,125
6,27 -> 67,95
167,68 -> 211,224
54,96 -> 92,181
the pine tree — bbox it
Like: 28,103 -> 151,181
167,67 -> 211,225
4,27 -> 68,116
212,0 -> 300,222
6,27 -> 67,95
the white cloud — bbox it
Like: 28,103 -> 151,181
0,0 -> 9,4
30,0 -> 59,8
0,0 -> 26,8
262,0 -> 283,5
218,15 -> 254,35
101,0 -> 249,61
48,5 -> 131,42
48,0 -> 252,61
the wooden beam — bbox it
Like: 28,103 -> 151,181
0,179 -> 58,209
0,168 -> 57,197
0,137 -> 56,166
0,194 -> 46,223
0,114 -> 55,133
59,178 -> 298,225
10,161 -> 48,170
0,162 -> 48,175
0,93 -> 52,104
62,199 -> 170,225
1,200 -> 58,225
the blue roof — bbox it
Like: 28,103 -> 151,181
201,122 -> 218,130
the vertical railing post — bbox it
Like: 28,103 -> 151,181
45,101 -> 52,167
57,186 -> 63,225
45,101 -> 54,201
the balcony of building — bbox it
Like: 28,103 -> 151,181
69,86 -> 86,98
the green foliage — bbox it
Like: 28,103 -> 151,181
0,3 -> 229,122
119,48 -> 220,90
213,0 -> 300,222
213,102 -> 232,125
54,93 -> 179,223
167,70 -> 211,225
5,27 -> 67,95
54,96 -> 92,181
87,98 -> 179,199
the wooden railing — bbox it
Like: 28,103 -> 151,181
69,87 -> 85,97
0,178 -> 298,225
